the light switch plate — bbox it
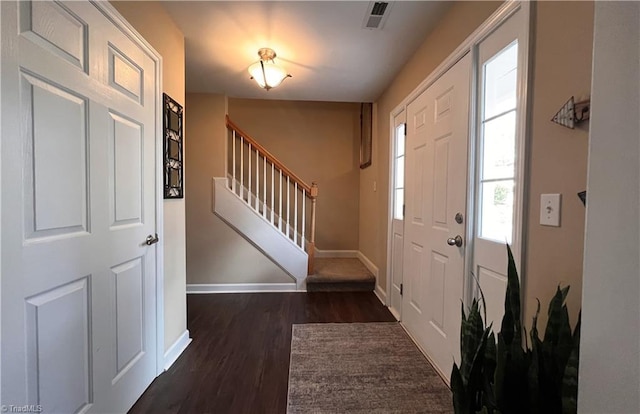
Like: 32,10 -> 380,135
540,194 -> 561,227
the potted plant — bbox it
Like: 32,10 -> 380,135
451,245 -> 580,414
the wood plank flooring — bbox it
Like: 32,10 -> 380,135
129,292 -> 396,414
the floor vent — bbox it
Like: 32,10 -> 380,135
363,1 -> 391,30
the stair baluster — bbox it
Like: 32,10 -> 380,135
271,163 -> 275,225
226,115 -> 319,274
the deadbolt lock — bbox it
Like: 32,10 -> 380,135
455,213 -> 464,224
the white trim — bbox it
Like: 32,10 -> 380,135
400,322 -> 450,386
314,249 -> 358,258
386,112 -> 393,309
357,251 -> 379,278
386,110 -> 407,312
163,330 -> 191,371
214,178 -> 307,282
470,2 -> 531,307
388,306 -> 400,321
187,283 -> 299,294
94,1 -> 166,377
463,44 -> 480,305
0,0 -> 3,397
358,251 -> 388,306
374,284 -> 387,306
515,1 -> 534,293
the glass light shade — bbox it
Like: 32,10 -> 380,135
248,60 -> 289,90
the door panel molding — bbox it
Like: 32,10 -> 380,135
1,1 -> 164,411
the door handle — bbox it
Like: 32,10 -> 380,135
447,235 -> 463,247
145,233 -> 159,246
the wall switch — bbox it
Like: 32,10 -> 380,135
540,194 -> 561,227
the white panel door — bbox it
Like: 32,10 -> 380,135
402,54 -> 471,377
389,111 -> 406,319
1,1 -> 160,413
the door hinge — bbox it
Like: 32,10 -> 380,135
403,123 -> 407,136
400,283 -> 403,295
402,204 -> 405,218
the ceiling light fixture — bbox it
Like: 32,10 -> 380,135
248,48 -> 291,91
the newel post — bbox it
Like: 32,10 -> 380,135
307,182 -> 319,275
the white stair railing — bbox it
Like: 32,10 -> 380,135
226,116 -> 318,274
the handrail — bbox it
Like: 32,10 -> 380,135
226,114 -> 319,275
226,115 -> 314,195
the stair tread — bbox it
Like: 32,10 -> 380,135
307,258 -> 375,284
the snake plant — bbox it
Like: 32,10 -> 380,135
451,245 -> 580,414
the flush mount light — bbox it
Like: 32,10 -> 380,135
248,48 -> 291,91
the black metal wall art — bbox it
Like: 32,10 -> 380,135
164,93 -> 184,198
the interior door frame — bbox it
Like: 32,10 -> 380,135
79,1 -> 166,377
385,0 -> 531,313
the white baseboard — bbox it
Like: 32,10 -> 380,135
400,322 -> 450,386
374,284 -> 387,306
357,252 -> 387,307
187,283 -> 299,294
357,251 -> 379,277
314,249 -> 359,258
164,330 -> 191,371
388,306 -> 400,321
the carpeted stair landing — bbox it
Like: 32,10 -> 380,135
306,257 -> 375,292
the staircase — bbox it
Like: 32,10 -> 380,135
219,116 -> 375,292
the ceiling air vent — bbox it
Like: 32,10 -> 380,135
363,1 -> 392,30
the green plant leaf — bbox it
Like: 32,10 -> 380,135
452,363 -> 470,414
468,329 -> 491,412
501,245 -> 522,349
482,331 -> 497,410
494,333 -> 506,409
544,286 -> 570,347
506,245 -> 522,347
461,299 -> 485,381
542,286 -> 573,403
528,300 -> 541,413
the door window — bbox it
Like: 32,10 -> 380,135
478,42 -> 518,243
393,123 -> 406,220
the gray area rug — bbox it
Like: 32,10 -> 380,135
287,323 -> 453,413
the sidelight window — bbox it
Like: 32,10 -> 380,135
478,42 -> 518,243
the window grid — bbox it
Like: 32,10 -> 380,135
478,41 -> 518,243
393,124 -> 405,220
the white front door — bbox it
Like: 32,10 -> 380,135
402,53 -> 471,377
1,1 -> 160,413
389,111 -> 406,319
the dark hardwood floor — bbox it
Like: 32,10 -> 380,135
129,292 -> 396,414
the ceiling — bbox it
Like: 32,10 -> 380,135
161,1 -> 452,102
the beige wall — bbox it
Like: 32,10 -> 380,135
111,1 -> 187,352
185,93 -> 292,285
525,1 -> 593,325
359,103 -> 380,265
367,1 -> 592,326
228,98 -> 362,250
